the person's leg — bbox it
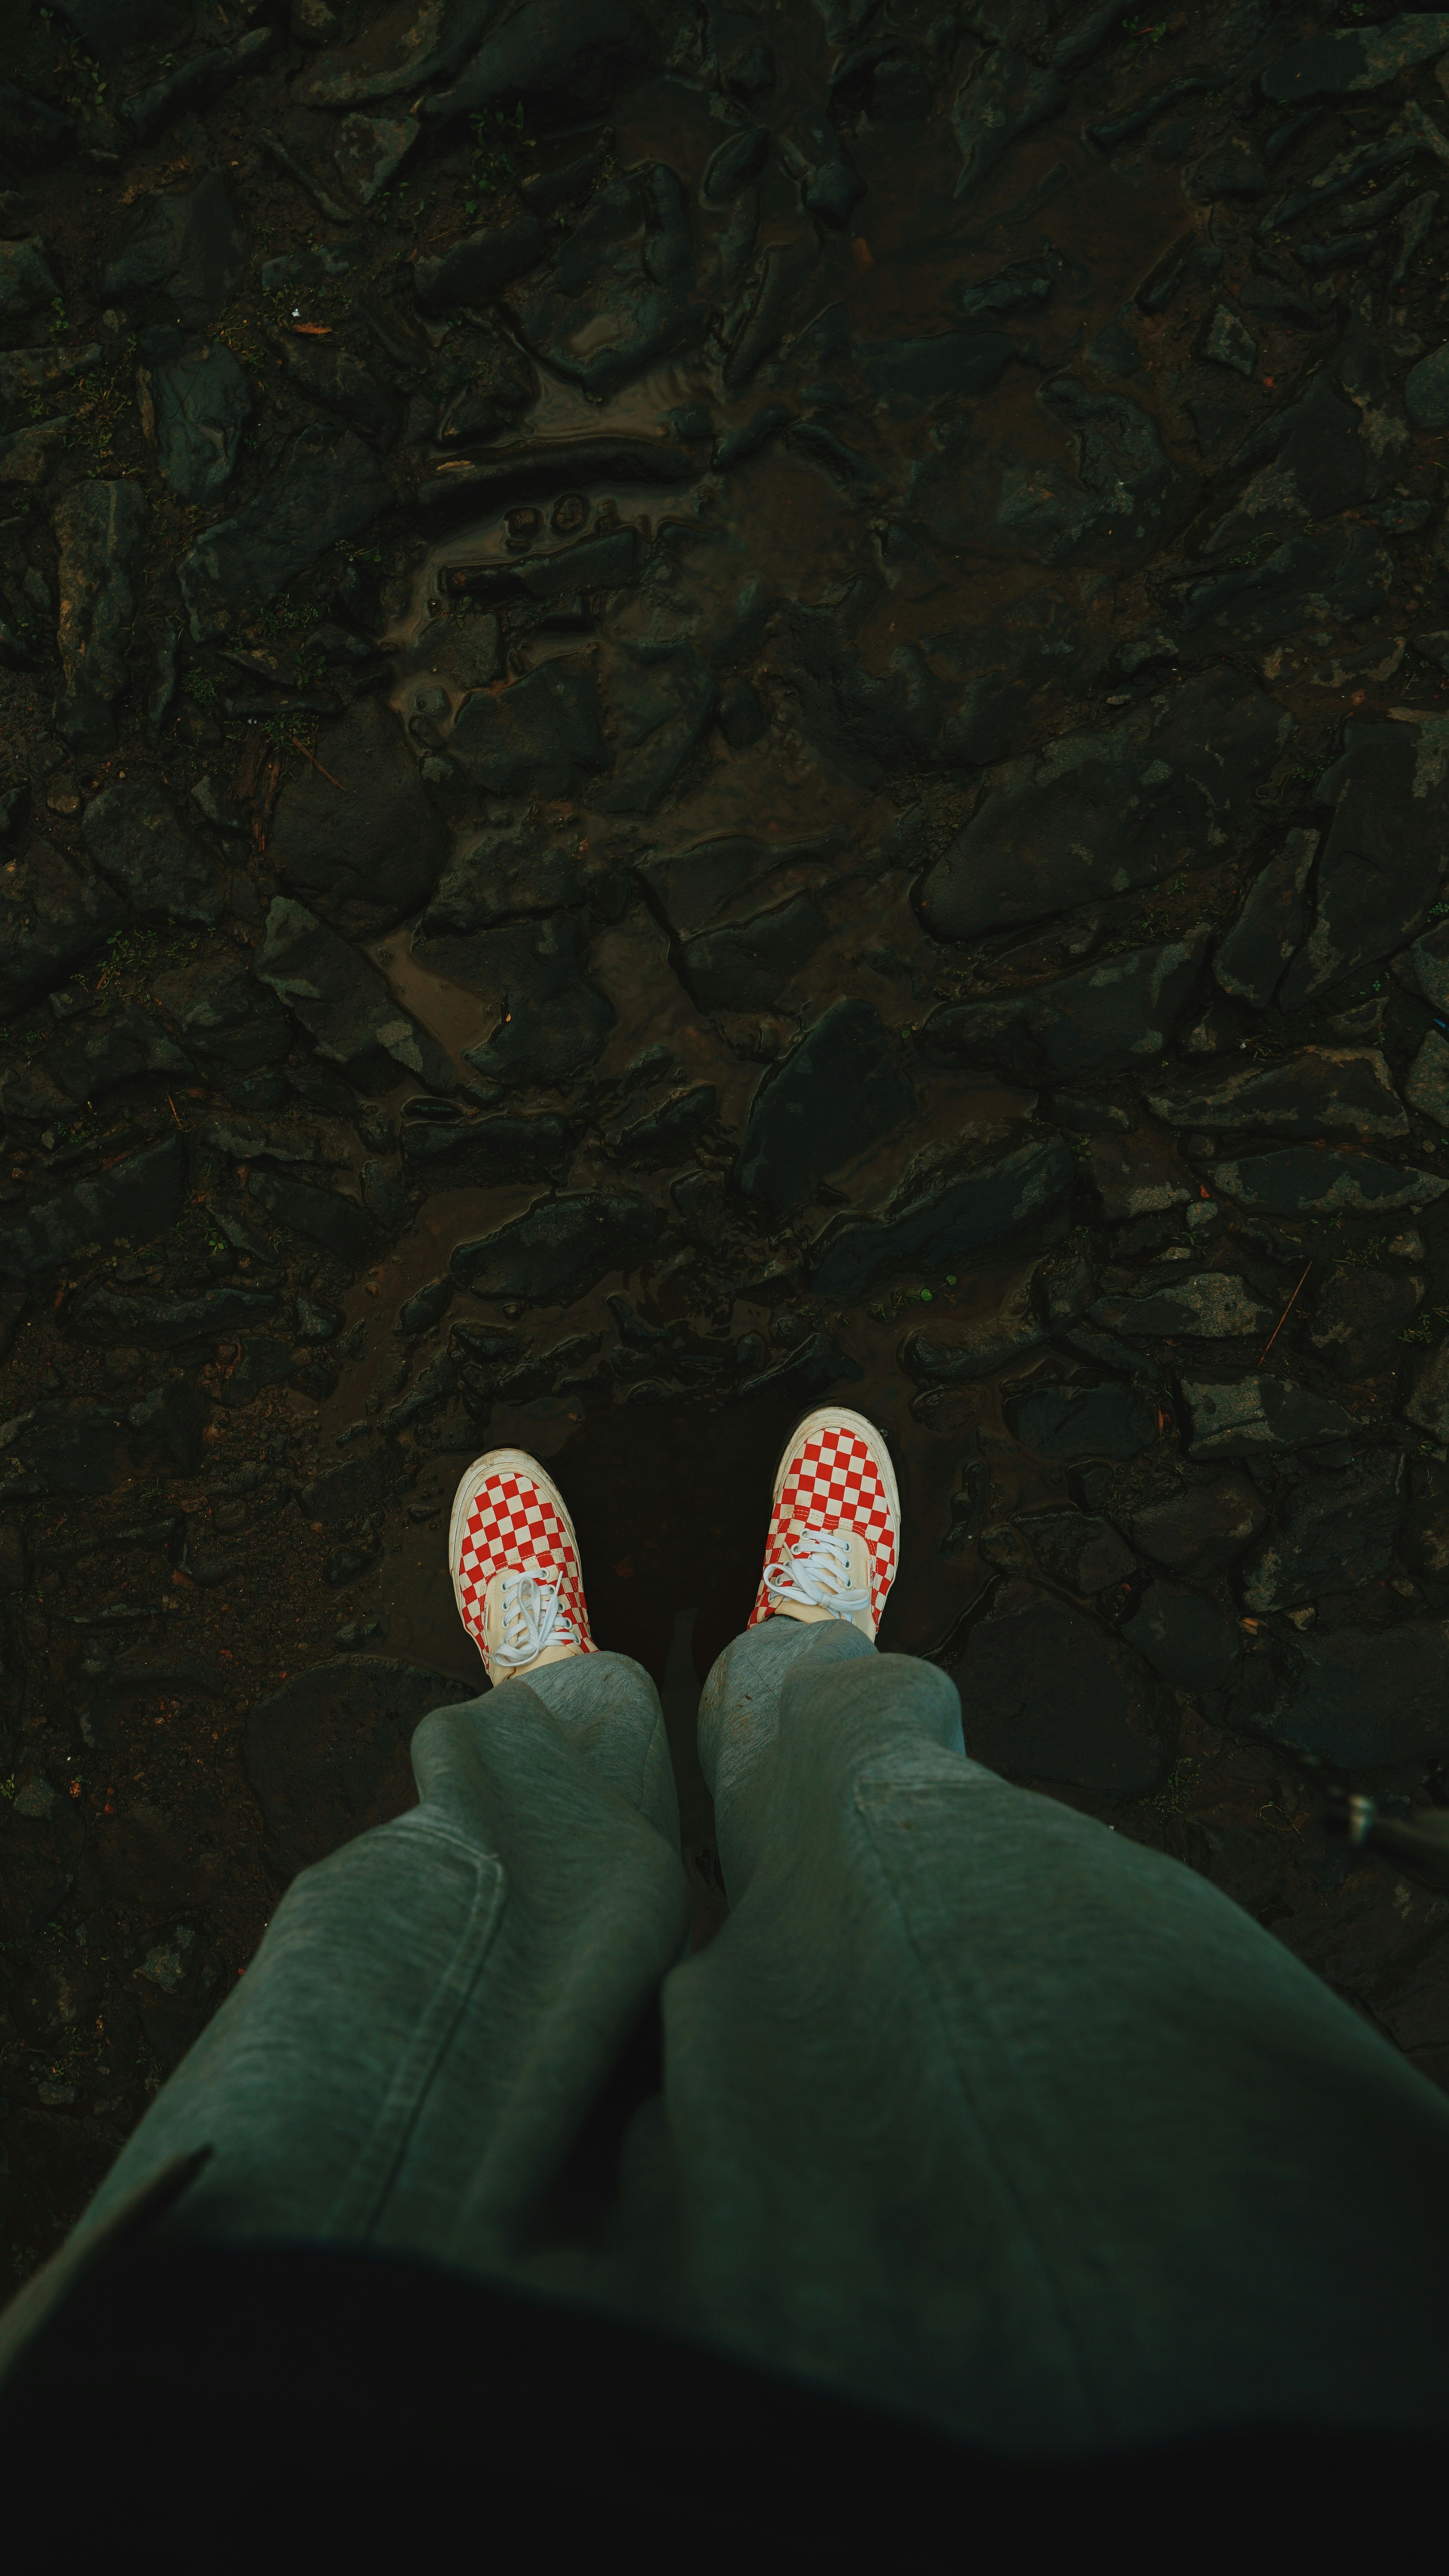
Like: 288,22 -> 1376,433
661,1409 -> 1449,2454
63,1450 -> 690,2291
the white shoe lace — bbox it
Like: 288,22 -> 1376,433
489,1571 -> 577,1671
763,1526 -> 869,1621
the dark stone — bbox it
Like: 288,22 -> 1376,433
278,335 -> 398,449
1191,141 -> 1269,197
1229,1620 -> 1449,1770
415,433 -> 700,522
0,1795 -> 82,1943
1020,1508 -> 1137,1595
82,783 -> 228,930
0,237 -> 61,319
299,1438 -> 406,1528
1006,1380 -> 1158,1463
448,656 -> 609,800
1176,526 -> 1393,653
137,330 -> 253,504
856,330 -> 1012,403
1087,320 -> 1141,374
1075,1123 -> 1194,1224
326,1547 -> 373,1586
450,1193 -> 666,1305
244,1659 -> 475,1884
951,48 -> 1065,202
984,374 -> 1196,567
1088,1271 -> 1276,1343
674,894 -> 829,1013
419,820 -> 581,937
953,255 -> 1054,320
0,1400 -> 126,1501
427,0 -> 650,122
248,1170 -> 386,1270
918,935 -> 1207,1081
1398,917 -> 1449,1016
45,1005 -> 191,1105
1213,828 -> 1317,1007
0,1135 -> 188,1284
253,900 -> 454,1095
597,643 -> 717,813
1179,1375 -> 1357,1459
0,839 -> 128,1015
100,172 -> 246,329
1199,324 -> 1406,556
150,957 -> 292,1078
701,124 -> 768,204
54,480 -> 149,754
118,24 -> 273,144
1405,1030 -> 1449,1128
634,828 -> 842,939
1121,1473 -> 1268,1575
519,166 -> 703,397
718,679 -> 766,749
296,1295 -> 342,1341
1279,726 -> 1449,1009
1121,1581 -> 1245,1692
259,249 -> 352,296
1307,1265 -> 1424,1376
1145,1048 -> 1407,1142
1261,19 -> 1449,104
269,698 -> 450,940
804,157 -> 863,228
0,85 -> 73,170
0,1376 -> 205,1499
0,344 -> 99,411
782,422 -> 883,502
1207,1151 -> 1449,1220
179,428 -> 392,645
917,672 -> 1286,939
207,1112 -> 349,1170
611,1084 -> 716,1170
398,1106 -> 574,1188
1242,1452 -> 1405,1613
72,1284 -> 280,1347
415,212 -> 547,312
375,1344 -> 459,1437
956,1583 -> 1173,1804
1405,343 -> 1449,433
397,1278 -> 453,1336
419,916 -> 614,1090
734,1001 -> 916,1222
807,1135 -> 1075,1304
904,1256 -> 1089,1384
735,1330 -> 863,1406
712,406 -> 793,472
211,1337 -> 297,1408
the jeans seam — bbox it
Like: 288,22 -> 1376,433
320,1823 -> 506,2240
853,1774 -> 1112,2446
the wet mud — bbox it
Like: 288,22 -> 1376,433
5,0 -> 1449,2281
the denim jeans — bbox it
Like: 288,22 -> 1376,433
46,1617 -> 1449,2453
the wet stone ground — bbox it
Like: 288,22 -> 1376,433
6,0 -> 1449,2282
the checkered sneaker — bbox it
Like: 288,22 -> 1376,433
749,1412 -> 899,1637
450,1452 -> 595,1679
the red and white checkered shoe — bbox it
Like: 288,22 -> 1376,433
449,1449 -> 595,1685
748,1407 -> 900,1641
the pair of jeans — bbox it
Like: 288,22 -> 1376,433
45,1616 -> 1449,2453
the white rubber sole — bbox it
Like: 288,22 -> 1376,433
447,1447 -> 583,1633
773,1406 -> 901,1528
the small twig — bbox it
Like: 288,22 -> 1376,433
290,737 -> 346,792
1257,1262 -> 1312,1368
166,1093 -> 183,1129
